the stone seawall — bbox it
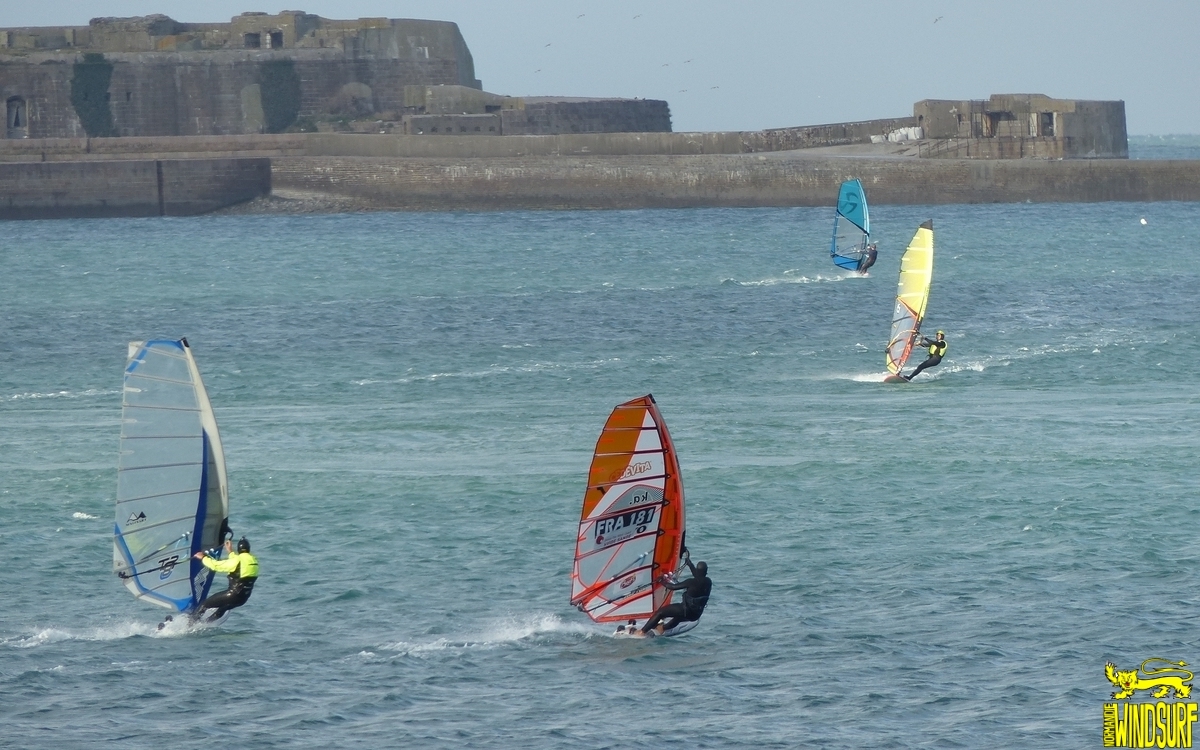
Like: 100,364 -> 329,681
0,158 -> 270,219
270,152 -> 1200,210
1,131 -> 1198,220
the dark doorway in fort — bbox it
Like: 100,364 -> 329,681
1040,112 -> 1055,137
244,32 -> 261,48
7,96 -> 28,138
270,31 -> 283,49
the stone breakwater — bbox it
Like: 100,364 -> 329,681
1,133 -> 1198,219
268,152 -> 1200,212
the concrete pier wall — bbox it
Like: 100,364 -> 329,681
270,153 -> 1200,210
0,131 -> 1197,220
0,157 -> 270,219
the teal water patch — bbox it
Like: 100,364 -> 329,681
2,204 -> 1199,748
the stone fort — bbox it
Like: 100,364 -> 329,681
0,11 -> 671,139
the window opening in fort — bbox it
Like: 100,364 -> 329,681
7,96 -> 27,138
244,32 -> 261,48
126,91 -> 132,102
1040,112 -> 1055,137
270,31 -> 283,49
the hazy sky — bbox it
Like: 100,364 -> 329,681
7,0 -> 1198,134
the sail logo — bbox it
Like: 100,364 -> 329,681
1103,659 -> 1197,747
127,511 -> 147,525
158,554 -> 179,581
617,461 -> 652,482
619,574 -> 637,589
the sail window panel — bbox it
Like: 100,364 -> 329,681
576,532 -> 657,588
123,564 -> 197,609
594,567 -> 654,610
137,567 -> 192,598
117,521 -> 196,566
118,435 -> 203,471
132,569 -> 191,601
120,405 -> 202,439
123,375 -> 200,410
597,584 -> 655,620
115,495 -> 199,539
129,346 -> 193,383
117,462 -> 201,504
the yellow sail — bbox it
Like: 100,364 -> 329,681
886,220 -> 934,374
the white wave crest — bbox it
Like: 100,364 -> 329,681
351,358 -> 623,387
379,613 -> 599,657
7,614 -> 228,646
72,512 -> 98,520
721,272 -> 851,287
9,621 -> 159,646
7,388 -> 120,401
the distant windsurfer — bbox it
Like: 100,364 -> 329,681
636,551 -> 711,635
189,536 -> 259,623
857,242 -> 878,274
902,330 -> 947,381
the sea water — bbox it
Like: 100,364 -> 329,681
2,197 -> 1199,749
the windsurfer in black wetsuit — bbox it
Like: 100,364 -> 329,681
636,552 -> 711,635
857,242 -> 878,274
903,330 -> 947,381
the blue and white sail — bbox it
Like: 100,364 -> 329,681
830,179 -> 871,271
114,339 -> 229,612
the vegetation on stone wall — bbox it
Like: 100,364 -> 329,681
259,60 -> 301,134
70,53 -> 116,138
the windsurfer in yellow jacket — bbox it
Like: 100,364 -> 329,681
903,330 -> 947,381
190,536 -> 259,622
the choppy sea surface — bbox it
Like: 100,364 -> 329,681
2,199 -> 1200,749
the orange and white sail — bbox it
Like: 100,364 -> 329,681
570,395 -> 685,625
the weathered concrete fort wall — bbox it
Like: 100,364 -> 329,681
1,13 -> 482,138
0,13 -> 672,139
0,12 -> 1190,219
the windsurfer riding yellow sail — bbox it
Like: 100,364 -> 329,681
884,220 -> 948,382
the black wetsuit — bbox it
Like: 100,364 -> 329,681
857,247 -> 878,274
641,561 -> 711,633
906,337 -> 946,380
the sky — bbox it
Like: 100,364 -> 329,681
6,0 -> 1198,134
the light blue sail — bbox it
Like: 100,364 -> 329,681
114,339 -> 229,612
830,179 -> 871,271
